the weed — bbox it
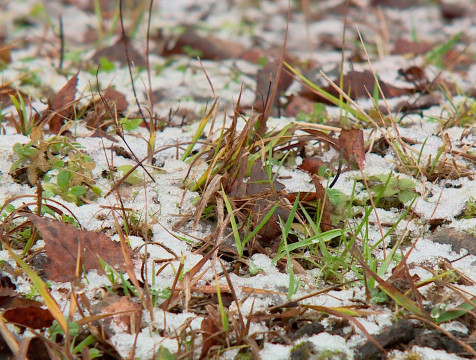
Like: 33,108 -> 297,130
9,128 -> 100,205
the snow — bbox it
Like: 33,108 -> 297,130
1,1 -> 475,359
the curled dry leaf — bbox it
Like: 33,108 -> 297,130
299,157 -> 326,175
26,214 -> 134,282
84,87 -> 128,130
338,129 -> 365,170
38,73 -> 79,133
200,314 -> 221,360
91,294 -> 142,337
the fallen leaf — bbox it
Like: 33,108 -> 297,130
92,294 -> 142,336
440,1 -> 470,20
254,59 -> 294,115
0,86 -> 28,109
392,39 -> 434,56
339,129 -> 365,169
84,88 -> 128,130
0,274 -> 17,307
299,157 -> 326,175
0,43 -> 12,63
370,0 -> 422,8
284,95 -> 316,117
200,314 -> 220,359
3,306 -> 54,330
26,214 -> 134,282
92,37 -> 146,67
429,228 -> 476,256
39,73 -> 79,133
161,28 -> 245,60
301,70 -> 413,103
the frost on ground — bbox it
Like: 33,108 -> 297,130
0,0 -> 476,359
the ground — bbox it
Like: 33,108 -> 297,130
0,0 -> 476,359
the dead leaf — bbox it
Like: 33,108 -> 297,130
161,28 -> 245,60
338,129 -> 365,169
254,59 -> 294,115
301,70 -> 413,103
92,37 -> 146,67
92,294 -> 142,336
299,157 -> 326,175
200,314 -> 221,359
392,39 -> 434,56
370,0 -> 422,8
26,214 -> 134,282
38,73 -> 79,133
284,95 -> 316,117
429,228 -> 476,256
3,306 -> 54,330
0,86 -> 28,109
0,43 -> 12,63
84,88 -> 128,130
440,1 -> 471,20
0,274 -> 17,307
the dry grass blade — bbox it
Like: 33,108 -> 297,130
0,316 -> 22,357
161,245 -> 219,311
113,216 -> 144,303
356,252 -> 429,320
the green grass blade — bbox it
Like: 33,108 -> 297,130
181,98 -> 218,161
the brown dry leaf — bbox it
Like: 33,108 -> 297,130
254,59 -> 294,115
0,274 -> 17,307
26,214 -> 134,282
392,39 -> 434,56
92,37 -> 146,67
200,314 -> 221,359
161,28 -> 245,60
85,88 -> 128,130
284,95 -> 316,117
0,86 -> 28,109
302,70 -> 413,103
92,294 -> 142,336
3,306 -> 54,330
339,129 -> 365,169
429,228 -> 476,256
39,73 -> 79,133
299,157 -> 326,175
440,1 -> 472,20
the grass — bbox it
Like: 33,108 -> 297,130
0,1 -> 475,359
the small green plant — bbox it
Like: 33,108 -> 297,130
99,258 -> 139,298
357,172 -> 417,207
295,103 -> 328,124
49,321 -> 103,359
119,116 -> 143,131
9,129 -> 101,205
